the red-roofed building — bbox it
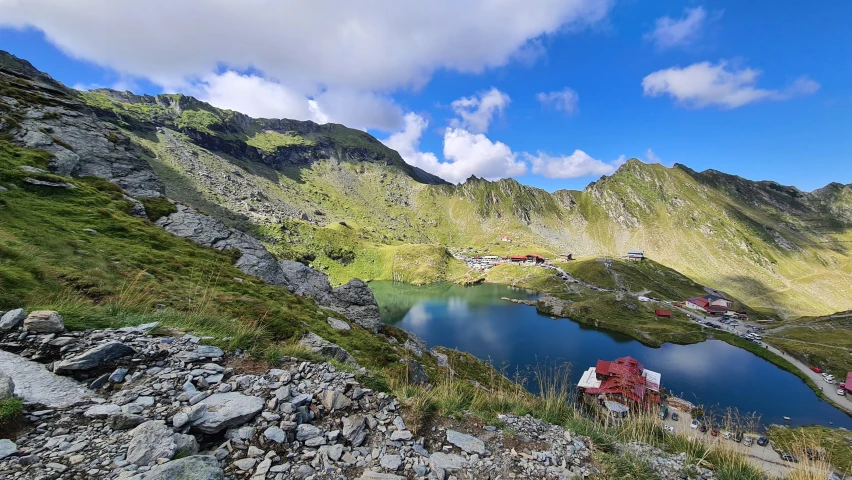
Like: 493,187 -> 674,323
686,297 -> 710,311
579,356 -> 661,412
508,255 -> 527,263
706,305 -> 728,316
655,309 -> 672,318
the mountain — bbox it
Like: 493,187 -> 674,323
2,50 -> 851,318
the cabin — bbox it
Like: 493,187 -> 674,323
705,294 -> 733,309
526,254 -> 545,265
577,356 -> 661,415
500,235 -> 512,242
559,253 -> 574,261
685,297 -> 710,311
508,255 -> 527,264
626,249 -> 645,261
655,309 -> 672,318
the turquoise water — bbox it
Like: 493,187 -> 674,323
369,281 -> 852,429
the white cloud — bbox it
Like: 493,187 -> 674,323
536,88 -> 579,114
381,113 -> 527,183
526,150 -> 622,179
450,88 -> 511,134
184,71 -> 404,131
642,61 -> 820,109
644,6 -> 709,50
0,0 -> 611,91
443,128 -> 528,181
645,148 -> 661,164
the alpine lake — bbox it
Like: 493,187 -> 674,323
369,281 -> 852,430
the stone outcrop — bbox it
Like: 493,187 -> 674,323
54,341 -> 135,371
298,333 -> 358,366
0,350 -> 95,408
0,309 -> 26,331
22,310 -> 64,333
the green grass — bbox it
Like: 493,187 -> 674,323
246,130 -> 314,153
766,311 -> 852,379
485,264 -> 569,294
538,291 -> 706,347
139,197 -> 178,221
767,425 -> 852,475
0,398 -> 22,429
555,259 -> 618,290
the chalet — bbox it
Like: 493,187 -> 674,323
559,253 -> 574,261
626,250 -> 645,261
685,297 -> 710,311
577,356 -> 661,416
705,294 -> 733,309
526,254 -> 545,264
508,255 -> 527,264
706,305 -> 728,316
655,309 -> 672,318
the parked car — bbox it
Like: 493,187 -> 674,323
825,374 -> 835,382
838,387 -> 846,396
671,412 -> 679,421
664,425 -> 675,433
779,453 -> 799,463
757,436 -> 768,446
810,366 -> 822,373
690,420 -> 699,429
744,437 -> 754,447
723,431 -> 732,440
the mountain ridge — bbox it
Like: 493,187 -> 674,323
2,49 -> 851,318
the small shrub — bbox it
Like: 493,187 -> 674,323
0,397 -> 23,428
139,197 -> 177,221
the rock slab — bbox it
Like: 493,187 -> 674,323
191,392 -> 264,434
23,310 -> 64,333
0,350 -> 95,408
55,341 -> 135,371
0,308 -> 26,331
446,429 -> 486,454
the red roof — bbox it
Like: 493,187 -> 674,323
527,254 -> 544,260
596,357 -> 644,377
509,255 -> 527,260
655,309 -> 672,317
588,357 -> 654,404
688,297 -> 709,308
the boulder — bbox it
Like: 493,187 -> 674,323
341,415 -> 368,447
54,341 -> 135,371
133,455 -> 223,480
324,279 -> 383,332
0,372 -> 14,400
298,333 -> 358,366
23,310 -> 64,333
197,345 -> 224,358
430,452 -> 467,471
278,260 -> 333,296
190,392 -> 264,434
407,359 -> 430,385
295,424 -> 321,441
0,308 -> 26,331
446,430 -> 486,454
263,426 -> 286,443
326,317 -> 351,331
0,350 -> 95,408
110,413 -> 148,430
0,439 -> 17,460
126,420 -> 177,466
380,454 -> 403,471
320,389 -> 352,411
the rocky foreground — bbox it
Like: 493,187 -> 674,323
0,308 -> 719,480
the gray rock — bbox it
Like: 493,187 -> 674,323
320,389 -> 352,411
298,333 -> 358,366
342,415 -> 368,447
380,454 -> 403,470
0,439 -> 16,460
172,412 -> 190,428
173,433 -> 198,457
278,260 -> 334,297
190,392 -> 264,434
126,420 -> 177,466
137,455 -> 223,480
55,341 -> 135,371
326,317 -> 351,331
110,412 -> 148,430
234,458 -> 257,470
407,359 -> 429,385
357,472 -> 407,480
327,443 -> 344,461
0,372 -> 14,400
264,426 -> 287,443
295,423 -> 321,441
109,367 -> 129,383
430,452 -> 466,471
0,350 -> 94,407
389,430 -> 412,441
324,279 -> 383,332
197,345 -> 224,358
83,404 -> 121,418
0,308 -> 26,331
123,195 -> 148,219
23,177 -> 75,188
23,310 -> 64,333
446,430 -> 486,454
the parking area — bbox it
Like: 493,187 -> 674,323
659,408 -> 833,478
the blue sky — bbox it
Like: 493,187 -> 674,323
1,0 -> 850,192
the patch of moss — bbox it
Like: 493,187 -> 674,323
246,130 -> 314,153
139,197 -> 177,221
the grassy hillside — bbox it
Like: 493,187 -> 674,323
765,311 -> 852,379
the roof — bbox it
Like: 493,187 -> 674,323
627,250 -> 645,255
526,254 -> 544,259
596,357 -> 644,377
577,367 -> 602,389
655,309 -> 672,317
509,255 -> 527,260
687,297 -> 709,308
